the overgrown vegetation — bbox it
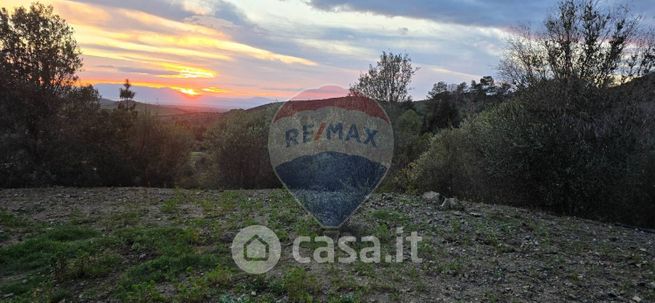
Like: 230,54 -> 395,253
405,0 -> 655,227
0,4 -> 192,187
202,107 -> 281,189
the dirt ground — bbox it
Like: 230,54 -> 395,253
0,187 -> 654,302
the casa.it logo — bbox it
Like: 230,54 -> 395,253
231,225 -> 281,274
268,93 -> 394,228
231,225 -> 423,274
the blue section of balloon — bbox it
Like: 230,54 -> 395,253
274,151 -> 387,226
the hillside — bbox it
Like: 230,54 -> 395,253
99,98 -> 226,116
0,188 -> 653,302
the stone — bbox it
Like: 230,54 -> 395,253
422,191 -> 442,203
219,232 -> 235,243
440,197 -> 465,211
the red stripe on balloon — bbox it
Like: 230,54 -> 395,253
273,96 -> 390,123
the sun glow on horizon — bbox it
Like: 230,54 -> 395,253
2,0 -> 321,102
2,0 -> 508,104
80,79 -> 223,97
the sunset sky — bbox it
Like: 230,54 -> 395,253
3,0 -> 654,108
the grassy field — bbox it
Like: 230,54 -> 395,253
0,188 -> 654,302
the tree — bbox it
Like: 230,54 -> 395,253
479,76 -> 495,94
204,107 -> 280,189
493,1 -> 655,222
118,79 -> 136,111
424,81 -> 459,132
127,111 -> 192,186
423,96 -> 460,132
455,82 -> 468,94
395,110 -> 424,166
0,4 -> 81,94
427,81 -> 448,99
350,51 -> 418,103
0,3 -> 85,185
409,0 -> 655,227
383,108 -> 431,191
499,0 -> 654,89
0,3 -> 194,187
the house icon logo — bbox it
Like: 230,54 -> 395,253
244,235 -> 269,261
231,225 -> 281,274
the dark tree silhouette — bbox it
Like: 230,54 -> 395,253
0,3 -> 85,184
118,79 -> 136,111
350,51 -> 418,103
499,0 -> 654,89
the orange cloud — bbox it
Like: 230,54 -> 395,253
50,0 -> 314,66
157,63 -> 216,79
3,0 -> 317,101
202,87 -> 229,94
171,87 -> 201,96
80,78 -> 236,97
80,79 -> 183,89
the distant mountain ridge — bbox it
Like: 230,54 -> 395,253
99,98 -> 226,116
94,84 -> 275,111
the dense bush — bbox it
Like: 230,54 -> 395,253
1,97 -> 193,187
123,111 -> 193,187
405,0 -> 655,227
381,108 -> 431,191
408,79 -> 655,227
203,106 -> 281,189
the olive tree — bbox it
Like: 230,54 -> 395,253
499,0 -> 654,89
350,51 -> 418,103
0,3 -> 85,185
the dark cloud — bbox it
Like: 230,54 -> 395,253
307,0 -> 552,27
114,66 -> 179,76
72,0 -> 255,27
307,0 -> 655,28
209,1 -> 252,27
71,0 -> 195,20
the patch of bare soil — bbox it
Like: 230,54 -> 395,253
0,187 -> 653,302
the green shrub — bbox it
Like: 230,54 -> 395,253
124,111 -> 193,187
409,80 -> 655,227
122,281 -> 166,303
204,107 -> 281,189
380,108 -> 432,191
282,267 -> 319,303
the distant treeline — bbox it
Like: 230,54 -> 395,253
180,86 -> 506,190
